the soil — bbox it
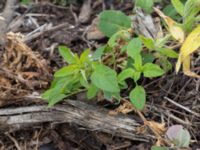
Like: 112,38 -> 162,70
0,0 -> 200,149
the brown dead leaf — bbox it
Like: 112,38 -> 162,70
115,100 -> 135,114
146,121 -> 166,136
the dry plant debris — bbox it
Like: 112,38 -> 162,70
0,0 -> 200,149
0,32 -> 50,106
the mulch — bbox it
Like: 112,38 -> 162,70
0,0 -> 200,149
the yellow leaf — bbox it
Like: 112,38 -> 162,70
154,7 -> 185,43
182,56 -> 200,78
176,25 -> 200,77
169,25 -> 185,43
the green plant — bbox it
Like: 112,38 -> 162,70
96,10 -> 178,110
42,46 -> 95,106
42,46 -> 122,106
118,38 -> 165,110
43,8 -> 179,110
170,0 -> 200,32
155,0 -> 200,77
43,1 -> 199,109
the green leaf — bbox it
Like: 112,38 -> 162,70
127,38 -> 143,70
183,0 -> 200,32
59,46 -> 76,64
171,0 -> 184,16
127,38 -> 142,59
135,0 -> 154,14
151,146 -> 169,150
103,91 -> 113,100
98,10 -> 131,37
133,71 -> 141,82
155,35 -> 171,48
80,49 -> 90,63
92,46 -> 106,60
127,38 -> 142,57
156,48 -> 178,58
158,57 -> 172,72
142,53 -> 155,64
163,4 -> 181,21
54,65 -> 78,77
103,91 -> 121,101
143,63 -> 165,78
21,0 -> 31,5
119,81 -> 128,89
87,84 -> 99,99
50,77 -> 66,88
139,35 -> 155,50
133,54 -> 143,71
118,68 -> 135,83
129,86 -> 146,110
42,86 -> 66,107
91,64 -> 120,92
80,70 -> 89,88
108,30 -> 131,47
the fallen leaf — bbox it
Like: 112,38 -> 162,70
166,125 -> 191,147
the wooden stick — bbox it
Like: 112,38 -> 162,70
164,97 -> 200,117
0,100 -> 153,142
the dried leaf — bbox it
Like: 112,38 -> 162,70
154,7 -> 184,43
146,121 -> 166,136
176,25 -> 200,77
115,100 -> 135,114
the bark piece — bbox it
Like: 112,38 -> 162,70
0,100 -> 153,142
0,0 -> 17,45
78,0 -> 92,23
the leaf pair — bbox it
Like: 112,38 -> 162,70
127,38 -> 165,79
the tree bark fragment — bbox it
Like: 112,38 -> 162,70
0,100 -> 153,142
0,0 -> 17,45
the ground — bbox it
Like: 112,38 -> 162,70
0,0 -> 200,149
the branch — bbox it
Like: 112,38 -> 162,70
0,100 -> 153,142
